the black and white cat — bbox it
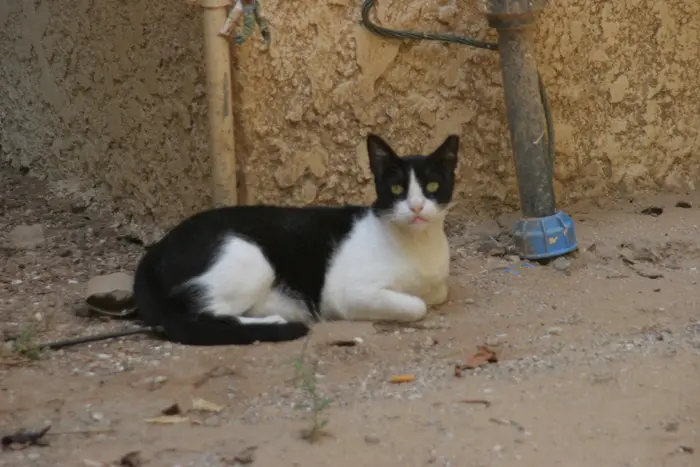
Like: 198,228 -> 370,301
133,133 -> 460,346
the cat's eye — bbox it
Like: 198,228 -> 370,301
426,182 -> 440,193
391,185 -> 404,195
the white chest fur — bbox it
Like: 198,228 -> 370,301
320,212 -> 450,322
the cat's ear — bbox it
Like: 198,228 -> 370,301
429,135 -> 460,172
367,134 -> 399,178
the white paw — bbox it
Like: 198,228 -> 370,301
396,297 -> 428,322
424,283 -> 449,306
262,315 -> 288,324
238,315 -> 288,325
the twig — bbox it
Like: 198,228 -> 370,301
458,399 -> 492,408
193,365 -> 237,388
489,417 -> 526,432
46,429 -> 115,436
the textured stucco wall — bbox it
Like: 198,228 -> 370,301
1,0 -> 699,226
0,0 -> 210,226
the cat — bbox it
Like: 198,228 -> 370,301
133,133 -> 460,346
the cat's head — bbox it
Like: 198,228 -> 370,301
367,133 -> 460,230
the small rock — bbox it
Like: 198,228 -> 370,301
476,238 -> 501,254
505,255 -> 520,263
631,265 -> 664,279
27,452 -> 40,461
496,211 -> 521,231
639,206 -> 663,217
147,375 -> 169,391
486,334 -> 508,346
70,202 -> 88,214
587,241 -> 617,261
471,219 -> 502,238
0,341 -> 14,356
83,460 -> 104,467
664,422 -> 680,432
91,412 -> 104,421
551,257 -> 571,272
547,327 -> 563,336
9,224 -> 45,249
85,272 -> 135,314
232,446 -> 256,465
486,257 -> 510,272
488,246 -> 506,257
74,305 -> 92,318
204,416 -> 221,427
364,435 -> 381,445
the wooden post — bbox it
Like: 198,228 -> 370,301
200,0 -> 238,206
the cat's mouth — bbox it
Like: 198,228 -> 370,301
410,216 -> 427,224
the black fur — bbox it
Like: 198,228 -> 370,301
132,134 -> 460,346
134,205 -> 367,346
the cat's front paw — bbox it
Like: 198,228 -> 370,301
394,295 -> 428,322
424,283 -> 449,307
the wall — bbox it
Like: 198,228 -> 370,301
1,0 -> 699,226
0,0 -> 210,226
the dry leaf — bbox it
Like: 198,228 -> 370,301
455,345 -> 500,376
458,399 -> 492,407
192,397 -> 224,413
119,451 -> 143,467
465,345 -> 497,369
390,374 -> 416,384
161,403 -> 182,416
144,415 -> 189,425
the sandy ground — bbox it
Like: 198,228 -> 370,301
1,164 -> 699,467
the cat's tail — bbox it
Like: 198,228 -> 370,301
133,249 -> 310,346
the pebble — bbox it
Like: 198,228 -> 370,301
149,375 -> 169,390
364,435 -> 381,444
204,415 -> 221,427
547,327 -> 563,336
486,334 -> 508,346
488,246 -> 506,257
9,224 -> 45,249
0,341 -> 14,356
552,256 -> 571,272
486,257 -> 510,272
471,219 -> 502,238
27,452 -> 40,461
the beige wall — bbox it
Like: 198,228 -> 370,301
1,0 -> 699,226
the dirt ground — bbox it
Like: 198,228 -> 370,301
1,163 -> 699,467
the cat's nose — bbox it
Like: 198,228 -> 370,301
410,204 -> 424,214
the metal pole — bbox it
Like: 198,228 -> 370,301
201,0 -> 238,207
478,0 -> 554,219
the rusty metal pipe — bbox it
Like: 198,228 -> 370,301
478,0 -> 554,218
